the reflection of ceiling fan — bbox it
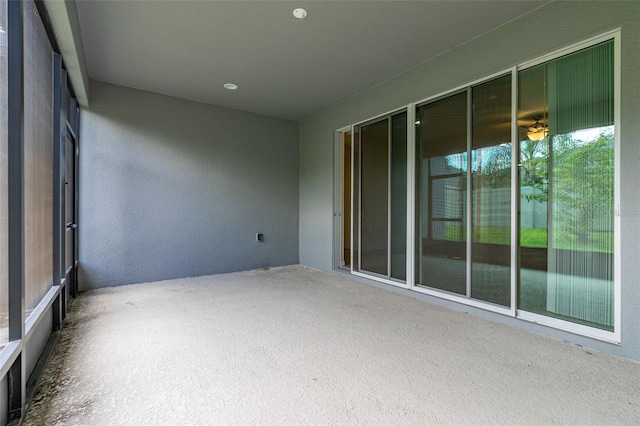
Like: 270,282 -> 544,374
527,116 -> 548,141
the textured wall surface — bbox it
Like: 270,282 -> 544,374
299,1 -> 640,359
79,81 -> 299,289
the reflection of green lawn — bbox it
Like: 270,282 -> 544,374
445,225 -> 612,252
446,226 -> 547,247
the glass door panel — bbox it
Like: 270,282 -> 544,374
518,41 -> 615,330
360,119 -> 389,276
342,131 -> 352,268
390,112 -> 407,281
471,75 -> 512,306
65,132 -> 75,272
416,92 -> 468,294
352,127 -> 360,271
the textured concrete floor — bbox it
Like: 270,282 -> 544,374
23,265 -> 640,425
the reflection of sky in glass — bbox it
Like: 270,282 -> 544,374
445,153 -> 467,172
470,144 -> 512,172
0,25 -> 5,56
564,125 -> 613,147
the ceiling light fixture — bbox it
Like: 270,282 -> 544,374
527,116 -> 548,141
223,83 -> 238,90
293,8 -> 307,20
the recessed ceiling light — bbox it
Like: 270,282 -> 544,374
224,83 -> 238,90
293,8 -> 307,20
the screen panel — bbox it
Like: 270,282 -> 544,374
471,75 -> 512,306
0,0 -> 9,346
416,92 -> 468,294
360,119 -> 389,276
24,0 -> 54,316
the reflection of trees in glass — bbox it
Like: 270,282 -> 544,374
481,144 -> 511,188
443,153 -> 466,174
520,139 -> 548,202
478,130 -> 614,251
471,145 -> 511,245
553,131 -> 614,252
518,134 -> 585,203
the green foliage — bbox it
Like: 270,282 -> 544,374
552,132 -> 614,251
521,228 -> 548,248
441,223 -> 611,252
479,145 -> 511,189
519,139 -> 549,203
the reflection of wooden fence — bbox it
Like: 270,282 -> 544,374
521,186 -> 547,229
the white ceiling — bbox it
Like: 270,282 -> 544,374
76,0 -> 549,121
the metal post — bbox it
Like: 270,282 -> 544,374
52,53 -> 63,330
7,0 -> 26,418
466,88 -> 472,299
73,102 -> 79,297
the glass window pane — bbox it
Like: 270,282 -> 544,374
518,41 -> 614,330
0,0 -> 9,347
24,0 -> 54,316
66,230 -> 72,271
342,131 -> 351,268
65,87 -> 71,125
66,135 -> 73,224
359,119 -> 389,276
471,75 -> 511,306
390,112 -> 407,281
416,92 -> 467,294
352,127 -> 360,272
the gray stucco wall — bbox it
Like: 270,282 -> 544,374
299,1 -> 640,359
79,81 -> 299,289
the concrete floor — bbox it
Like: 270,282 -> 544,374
23,265 -> 640,425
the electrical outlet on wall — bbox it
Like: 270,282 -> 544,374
256,233 -> 263,242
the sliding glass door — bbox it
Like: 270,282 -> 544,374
355,110 -> 407,282
518,40 -> 615,330
338,33 -> 617,339
415,76 -> 512,304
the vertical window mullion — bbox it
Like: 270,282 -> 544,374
51,53 -> 62,330
466,88 -> 472,298
510,66 -> 518,316
406,106 -> 416,289
7,0 -> 25,344
387,115 -> 392,279
357,128 -> 362,272
7,0 -> 26,418
73,114 -> 79,297
52,53 -> 62,288
350,126 -> 355,273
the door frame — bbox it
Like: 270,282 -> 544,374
333,126 -> 352,271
